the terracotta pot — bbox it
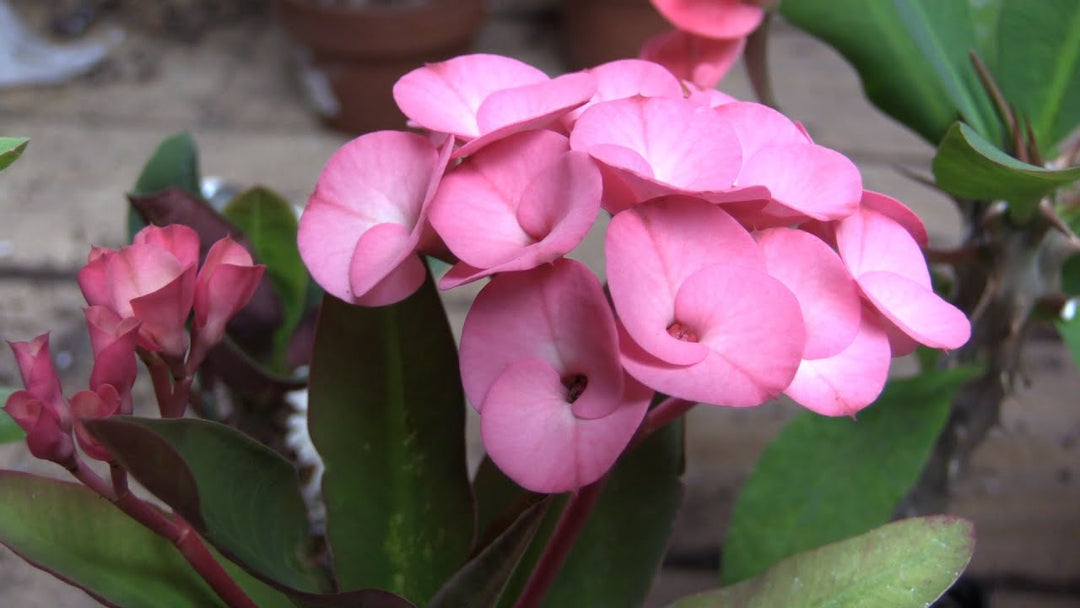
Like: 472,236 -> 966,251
562,0 -> 669,69
274,0 -> 486,133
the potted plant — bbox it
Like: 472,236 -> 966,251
272,0 -> 487,133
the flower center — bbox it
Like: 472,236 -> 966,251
667,321 -> 699,342
562,373 -> 588,404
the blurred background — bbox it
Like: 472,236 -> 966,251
0,1 -> 1076,606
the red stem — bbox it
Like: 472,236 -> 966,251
512,396 -> 696,608
513,478 -> 608,608
65,458 -> 257,608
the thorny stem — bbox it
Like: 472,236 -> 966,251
513,396 -> 694,608
65,456 -> 257,608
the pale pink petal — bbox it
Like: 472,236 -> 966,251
639,29 -> 745,89
355,254 -> 427,308
133,224 -> 201,270
77,250 -> 113,309
856,272 -> 971,350
129,268 -> 197,358
606,197 -> 762,366
298,131 -> 444,304
784,314 -> 891,417
570,96 -> 742,194
650,0 -> 765,39
618,267 -> 806,408
713,102 -> 810,158
348,222 -> 418,300
459,260 -> 623,417
737,143 -> 862,221
686,83 -> 739,107
564,58 -> 685,127
475,72 -> 597,134
392,54 -> 549,138
480,359 -> 649,493
836,208 -> 930,286
859,190 -> 929,247
756,228 -> 861,359
106,244 -> 188,316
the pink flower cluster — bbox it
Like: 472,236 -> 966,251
296,54 -> 970,494
4,225 -> 264,463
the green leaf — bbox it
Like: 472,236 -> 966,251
86,417 -> 326,594
669,516 -> 974,608
223,187 -> 308,363
893,0 -> 1001,143
994,0 -> 1080,152
722,368 -> 978,585
0,137 -> 29,171
1062,256 -> 1080,296
130,133 -> 202,240
0,470 -> 277,608
430,499 -> 552,608
307,278 -> 473,604
495,421 -> 685,608
779,0 -> 957,143
1056,311 -> 1080,369
933,122 -> 1080,211
0,387 -> 26,443
472,456 -> 541,549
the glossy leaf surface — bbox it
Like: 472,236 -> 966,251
670,516 -> 974,608
722,368 -> 977,584
87,416 -> 326,593
933,122 -> 1080,210
307,276 -> 473,604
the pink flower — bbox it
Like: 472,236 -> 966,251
4,334 -> 74,463
77,224 -> 200,359
649,0 -> 765,40
569,96 -> 764,211
561,59 -> 685,128
193,237 -> 265,350
4,390 -> 74,463
607,196 -> 806,406
428,130 -> 602,288
297,131 -> 452,307
639,29 -> 746,89
70,385 -> 121,462
459,259 -> 651,493
84,306 -> 140,414
393,53 -> 597,157
714,102 -> 862,226
836,199 -> 970,354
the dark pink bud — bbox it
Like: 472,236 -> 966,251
4,390 -> 74,464
7,334 -> 69,431
193,237 -> 265,349
70,386 -> 121,462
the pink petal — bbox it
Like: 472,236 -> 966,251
563,58 -> 686,127
458,259 -> 623,419
650,0 -> 765,39
859,190 -> 929,247
570,96 -> 743,194
133,224 -> 201,270
355,254 -> 428,308
195,260 -> 265,345
836,208 -> 930,286
71,386 -> 121,462
606,196 -> 761,366
618,265 -> 805,407
784,314 -> 891,416
106,244 -> 189,316
77,250 -> 114,309
713,102 -> 810,158
392,53 -> 549,138
479,359 -> 649,493
8,334 -> 64,413
638,29 -> 745,89
298,131 -> 445,304
475,71 -> 597,134
856,272 -> 971,350
737,143 -> 862,221
430,131 -> 570,268
129,267 -> 197,358
756,228 -> 861,359
685,84 -> 739,107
